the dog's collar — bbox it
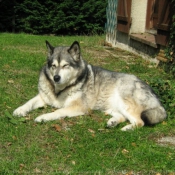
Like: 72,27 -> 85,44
56,65 -> 89,96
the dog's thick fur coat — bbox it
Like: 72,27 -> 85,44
13,41 -> 166,131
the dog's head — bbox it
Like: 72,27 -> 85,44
45,41 -> 86,90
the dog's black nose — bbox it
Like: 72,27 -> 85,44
54,75 -> 61,82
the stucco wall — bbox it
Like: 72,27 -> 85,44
130,0 -> 147,33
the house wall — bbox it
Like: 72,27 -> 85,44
113,31 -> 159,63
130,0 -> 147,33
106,0 -> 159,62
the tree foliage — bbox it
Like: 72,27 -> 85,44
0,0 -> 16,32
0,0 -> 107,35
165,0 -> 175,76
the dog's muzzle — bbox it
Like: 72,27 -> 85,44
54,75 -> 61,82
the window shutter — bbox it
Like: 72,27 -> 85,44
117,0 -> 132,33
156,0 -> 171,46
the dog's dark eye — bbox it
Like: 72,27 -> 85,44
63,64 -> 69,68
52,64 -> 56,69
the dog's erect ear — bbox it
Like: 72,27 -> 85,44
46,40 -> 54,56
68,41 -> 80,61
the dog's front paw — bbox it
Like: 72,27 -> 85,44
13,107 -> 27,117
34,114 -> 50,123
107,118 -> 118,128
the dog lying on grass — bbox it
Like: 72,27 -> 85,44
13,41 -> 166,131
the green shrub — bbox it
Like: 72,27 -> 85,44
149,78 -> 175,119
0,0 -> 107,35
165,0 -> 175,76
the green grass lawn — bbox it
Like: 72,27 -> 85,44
0,33 -> 175,174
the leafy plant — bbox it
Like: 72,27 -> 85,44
165,0 -> 175,76
5,111 -> 26,125
148,78 -> 175,119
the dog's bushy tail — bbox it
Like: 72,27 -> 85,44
141,106 -> 167,125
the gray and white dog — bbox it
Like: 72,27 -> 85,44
13,41 -> 166,131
